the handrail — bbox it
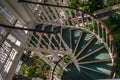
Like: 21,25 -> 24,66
51,55 -> 67,80
0,23 -> 58,34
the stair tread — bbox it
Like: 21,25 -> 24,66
44,24 -> 52,32
71,29 -> 82,52
80,67 -> 109,79
79,47 -> 111,62
30,23 -> 113,79
74,32 -> 86,55
36,23 -> 44,30
61,63 -> 92,80
80,62 -> 112,75
62,27 -> 71,48
53,26 -> 61,33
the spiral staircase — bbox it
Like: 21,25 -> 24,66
29,22 -> 114,80
0,0 -> 118,80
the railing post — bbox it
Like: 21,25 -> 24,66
97,21 -> 100,37
85,14 -> 89,30
80,12 -> 84,26
106,33 -> 109,47
102,26 -> 104,41
92,18 -> 95,33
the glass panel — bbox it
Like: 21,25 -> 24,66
0,27 -> 2,33
0,3 -> 14,22
7,34 -> 16,43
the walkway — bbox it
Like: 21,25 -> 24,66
94,4 -> 120,15
93,4 -> 120,20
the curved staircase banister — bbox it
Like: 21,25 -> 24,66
18,0 -> 118,79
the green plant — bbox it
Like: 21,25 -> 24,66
27,66 -> 35,79
69,0 -> 79,8
19,56 -> 50,80
110,12 -> 120,24
107,0 -> 120,6
79,0 -> 104,12
64,56 -> 71,63
19,64 -> 28,76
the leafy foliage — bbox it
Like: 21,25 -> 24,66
89,0 -> 104,12
19,64 -> 28,76
69,0 -> 104,12
69,0 -> 120,13
64,56 -> 71,63
69,0 -> 79,8
110,12 -> 120,24
106,0 -> 120,6
19,57 -> 50,80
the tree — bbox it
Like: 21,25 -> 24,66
79,0 -> 104,12
90,0 -> 104,12
19,64 -> 28,76
69,0 -> 79,8
79,0 -> 90,11
107,0 -> 120,6
28,66 -> 35,79
110,12 -> 120,24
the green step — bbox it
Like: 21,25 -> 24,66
82,40 -> 104,57
36,23 -> 44,30
78,47 -> 112,78
71,29 -> 82,52
80,67 -> 109,79
44,24 -> 52,32
44,24 -> 52,39
30,23 -> 44,47
74,32 -> 86,55
62,27 -> 71,48
50,26 -> 61,50
40,25 -> 53,48
80,33 -> 93,50
75,33 -> 93,56
53,26 -> 61,33
61,63 -> 92,80
76,36 -> 97,59
80,62 -> 112,76
41,35 -> 49,48
79,48 -> 111,62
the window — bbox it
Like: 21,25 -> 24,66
0,3 -> 15,23
4,58 -> 12,73
0,27 -> 5,34
0,27 -> 3,33
3,48 -> 17,73
7,34 -> 16,43
0,41 -> 11,66
10,48 -> 17,61
0,27 -> 4,41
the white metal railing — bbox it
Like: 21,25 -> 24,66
0,1 -> 116,79
21,1 -> 117,79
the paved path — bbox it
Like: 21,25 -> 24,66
93,4 -> 120,20
94,4 -> 120,15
